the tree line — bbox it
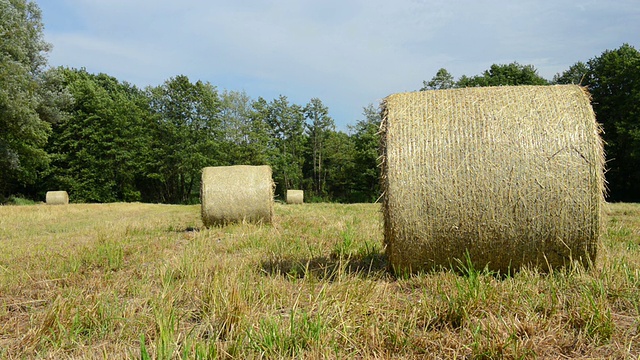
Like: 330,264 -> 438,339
2,0 -> 639,203
3,66 -> 383,203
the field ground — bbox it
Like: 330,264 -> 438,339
0,202 -> 639,359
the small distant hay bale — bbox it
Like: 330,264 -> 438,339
201,165 -> 274,226
380,85 -> 605,274
286,190 -> 304,204
46,191 -> 69,205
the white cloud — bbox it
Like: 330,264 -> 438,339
38,0 -> 640,128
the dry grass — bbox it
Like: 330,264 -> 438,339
0,202 -> 638,359
380,85 -> 605,274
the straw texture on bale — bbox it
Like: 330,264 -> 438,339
45,191 -> 69,205
380,85 -> 605,274
201,165 -> 274,226
286,190 -> 304,204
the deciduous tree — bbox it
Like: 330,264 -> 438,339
552,61 -> 589,85
585,44 -> 640,201
348,104 -> 381,202
0,0 -> 51,198
46,68 -> 152,202
421,68 -> 455,90
147,75 -> 222,203
263,95 -> 306,197
304,97 -> 335,197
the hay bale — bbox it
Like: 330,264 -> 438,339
286,190 -> 304,204
46,191 -> 69,205
380,85 -> 605,274
201,165 -> 274,226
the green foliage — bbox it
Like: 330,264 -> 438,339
262,95 -> 306,197
348,104 -> 381,202
304,98 -> 335,198
46,68 -> 152,203
556,44 -> 640,202
421,68 -> 455,90
2,194 -> 37,205
218,89 -> 266,165
22,65 -> 381,204
147,75 -> 223,203
0,0 -> 52,198
323,130 -> 357,201
584,44 -> 640,202
456,62 -> 549,87
246,96 -> 276,165
421,64 -> 548,92
552,61 -> 589,85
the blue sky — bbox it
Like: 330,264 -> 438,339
35,0 -> 640,130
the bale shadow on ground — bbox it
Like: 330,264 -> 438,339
166,225 -> 200,233
259,251 -> 389,281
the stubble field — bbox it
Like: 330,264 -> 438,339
0,202 -> 639,359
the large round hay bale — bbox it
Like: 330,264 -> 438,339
45,191 -> 69,205
380,85 -> 605,274
201,165 -> 274,226
286,190 -> 304,204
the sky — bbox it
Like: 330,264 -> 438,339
35,0 -> 640,131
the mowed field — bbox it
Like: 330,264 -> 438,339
0,202 -> 639,359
